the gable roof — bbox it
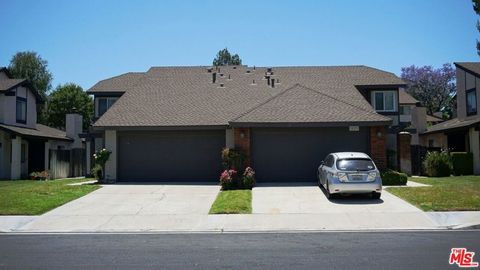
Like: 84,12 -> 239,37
398,90 -> 418,105
455,62 -> 480,77
230,84 -> 391,127
422,116 -> 480,134
426,114 -> 444,123
90,65 -> 405,128
0,68 -> 44,102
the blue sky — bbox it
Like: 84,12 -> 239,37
0,0 -> 478,89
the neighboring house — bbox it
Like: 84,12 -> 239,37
87,65 -> 409,182
0,67 -> 84,179
426,114 -> 444,126
421,62 -> 480,174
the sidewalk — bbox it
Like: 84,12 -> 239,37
1,211 -> 479,233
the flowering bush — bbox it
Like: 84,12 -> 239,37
242,167 -> 256,189
29,170 -> 49,180
220,169 -> 238,190
93,148 -> 111,167
221,148 -> 245,171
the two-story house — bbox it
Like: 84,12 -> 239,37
421,62 -> 480,174
0,67 -> 84,179
86,65 -> 412,182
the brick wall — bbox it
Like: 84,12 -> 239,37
370,126 -> 387,170
233,128 -> 251,166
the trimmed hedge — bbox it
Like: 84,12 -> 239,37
381,170 -> 408,186
451,152 -> 474,176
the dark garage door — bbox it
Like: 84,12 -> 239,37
118,130 -> 225,181
252,127 -> 368,182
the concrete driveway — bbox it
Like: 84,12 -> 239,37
19,183 -> 220,232
252,183 -> 422,214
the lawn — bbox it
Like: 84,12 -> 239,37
209,190 -> 252,214
0,178 -> 99,215
387,176 -> 480,211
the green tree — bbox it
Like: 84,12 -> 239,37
8,51 -> 53,97
212,48 -> 242,66
473,0 -> 480,56
46,83 -> 93,130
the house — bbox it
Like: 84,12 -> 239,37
86,65 -> 410,182
0,67 -> 85,179
421,62 -> 480,174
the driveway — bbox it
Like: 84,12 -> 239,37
252,183 -> 422,214
19,183 -> 220,232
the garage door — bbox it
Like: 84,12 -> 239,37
118,130 -> 225,181
252,127 -> 368,182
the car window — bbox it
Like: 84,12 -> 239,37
336,158 -> 375,171
324,155 -> 334,167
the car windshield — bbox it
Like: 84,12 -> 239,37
336,158 -> 375,171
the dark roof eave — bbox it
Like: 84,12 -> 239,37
421,122 -> 480,135
229,121 -> 392,128
355,84 -> 407,89
454,62 -> 480,78
0,80 -> 45,103
0,126 -> 73,141
91,125 -> 229,131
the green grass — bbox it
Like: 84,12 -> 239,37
387,176 -> 480,211
209,190 -> 252,214
0,178 -> 100,215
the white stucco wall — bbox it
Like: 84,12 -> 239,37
104,130 -> 117,181
469,128 -> 480,175
0,86 -> 37,129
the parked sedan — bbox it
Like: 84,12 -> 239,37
318,152 -> 382,199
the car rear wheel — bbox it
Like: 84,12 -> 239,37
372,192 -> 381,199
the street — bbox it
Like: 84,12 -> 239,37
0,231 -> 478,269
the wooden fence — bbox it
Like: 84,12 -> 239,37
49,149 -> 85,179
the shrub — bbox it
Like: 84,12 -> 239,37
242,167 -> 256,189
221,148 -> 245,171
29,170 -> 49,180
93,148 -> 111,167
91,164 -> 103,180
451,152 -> 474,176
423,151 -> 452,177
220,169 -> 238,190
380,170 -> 408,186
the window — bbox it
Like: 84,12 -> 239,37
466,88 -> 477,116
16,97 -> 27,123
371,91 -> 396,112
336,158 -> 375,171
400,106 -> 411,115
97,97 -> 118,117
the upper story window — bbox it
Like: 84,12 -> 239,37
97,97 -> 118,117
466,88 -> 477,116
16,97 -> 27,124
371,90 -> 396,112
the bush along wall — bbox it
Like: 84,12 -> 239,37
219,148 -> 256,190
380,170 -> 408,186
451,152 -> 474,176
423,151 -> 452,177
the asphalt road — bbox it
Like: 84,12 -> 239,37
0,231 -> 479,270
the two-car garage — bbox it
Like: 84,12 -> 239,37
115,127 -> 369,183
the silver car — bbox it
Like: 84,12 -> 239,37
317,152 -> 382,199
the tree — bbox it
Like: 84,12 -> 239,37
8,51 -> 53,97
473,0 -> 480,56
400,64 -> 456,118
46,83 -> 93,130
212,48 -> 242,66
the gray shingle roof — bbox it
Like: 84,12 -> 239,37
0,123 -> 72,141
0,79 -> 26,91
422,116 -> 480,134
399,90 -> 418,105
90,65 -> 406,128
455,62 -> 480,76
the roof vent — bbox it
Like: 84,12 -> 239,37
233,66 -> 237,69
276,78 -> 280,84
219,83 -> 225,88
212,72 -> 217,83
271,79 -> 275,88
219,73 -> 224,77
246,70 -> 251,74
207,68 -> 213,73
228,74 -> 231,80
266,76 -> 271,86
253,66 -> 256,70
251,79 -> 256,85
267,67 -> 272,72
